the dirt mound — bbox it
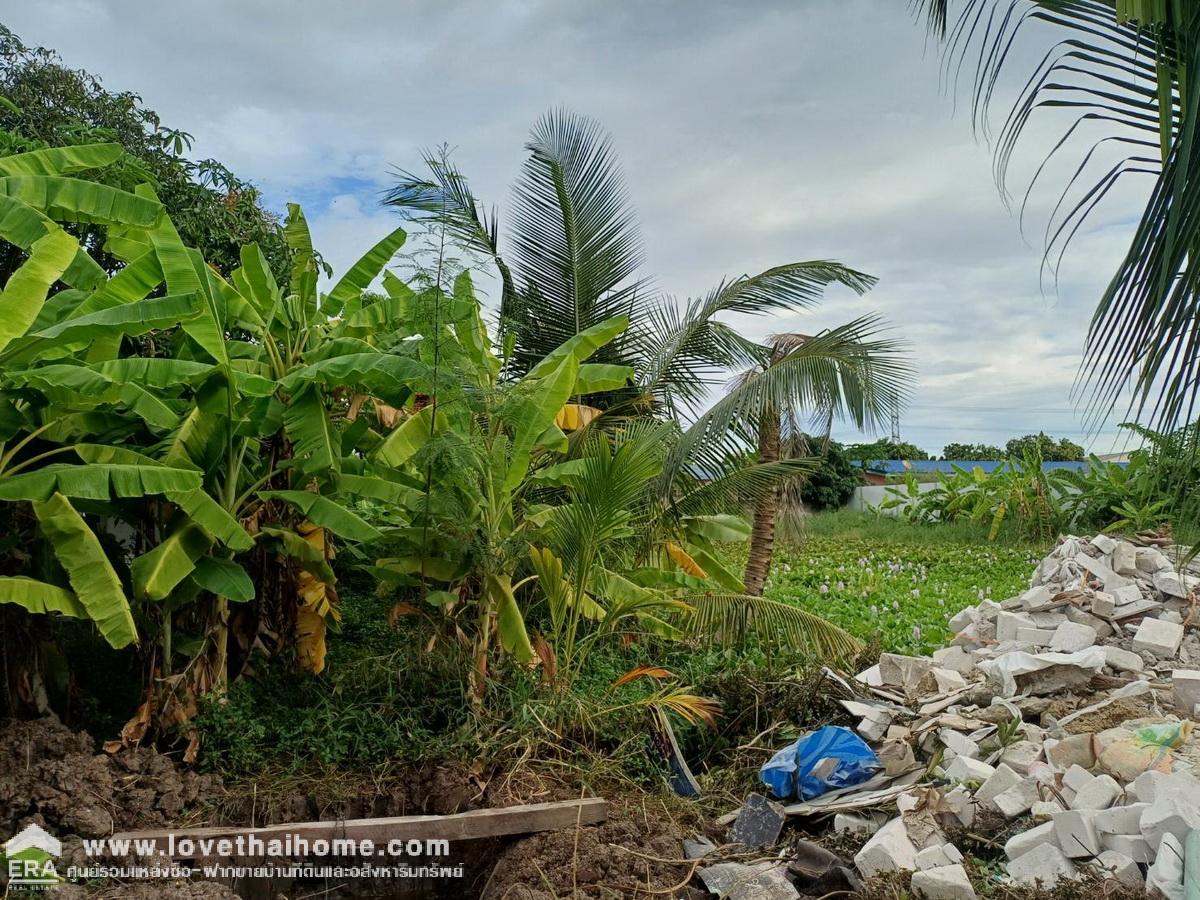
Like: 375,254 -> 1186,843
481,813 -> 689,899
0,717 -> 221,839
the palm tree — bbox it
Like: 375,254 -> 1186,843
909,1 -> 1199,446
386,108 -> 912,595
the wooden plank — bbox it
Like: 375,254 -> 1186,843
110,798 -> 607,853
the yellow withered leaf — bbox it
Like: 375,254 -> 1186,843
554,403 -> 601,431
665,541 -> 708,578
294,520 -> 337,673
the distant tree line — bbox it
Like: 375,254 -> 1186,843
840,432 -> 1086,463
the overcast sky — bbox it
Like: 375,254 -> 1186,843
8,0 -> 1153,455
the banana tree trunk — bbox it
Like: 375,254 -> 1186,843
743,410 -> 781,596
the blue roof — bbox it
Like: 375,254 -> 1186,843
864,459 -> 1119,474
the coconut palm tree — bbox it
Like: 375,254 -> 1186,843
386,108 -> 913,600
910,1 -> 1199,444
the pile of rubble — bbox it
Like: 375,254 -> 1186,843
709,533 -> 1200,899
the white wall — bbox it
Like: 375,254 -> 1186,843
850,482 -> 941,514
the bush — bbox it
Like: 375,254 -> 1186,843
797,440 -> 862,510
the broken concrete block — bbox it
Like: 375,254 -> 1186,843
1064,606 -> 1114,638
1050,621 -> 1098,653
1091,593 -> 1117,617
950,623 -> 985,649
1062,765 -> 1096,794
854,664 -> 883,686
942,785 -> 975,828
1030,800 -> 1061,820
1140,780 -> 1200,850
1053,809 -> 1101,857
911,863 -> 976,900
1101,832 -> 1155,863
995,778 -> 1042,818
1091,534 -> 1118,554
879,653 -> 934,688
853,816 -> 918,876
1005,821 -> 1057,860
944,755 -> 994,783
1006,842 -> 1078,887
1071,773 -> 1120,810
1132,617 -> 1184,658
1016,626 -> 1055,646
1154,570 -> 1190,600
1147,832 -> 1186,900
1111,542 -> 1138,577
1077,553 -> 1132,591
1020,585 -> 1054,609
834,813 -> 882,835
1104,645 -> 1144,673
999,740 -> 1043,774
728,794 -> 787,848
1111,582 -> 1144,606
1093,803 -> 1147,835
1095,849 -> 1143,888
932,645 -> 974,675
1130,770 -> 1171,805
1136,547 -> 1173,574
1172,669 -> 1200,717
947,607 -> 976,632
996,611 -> 1036,642
856,708 -> 893,742
1046,733 -> 1097,770
975,764 -> 1023,809
939,729 -> 979,760
929,667 -> 968,694
915,843 -> 962,870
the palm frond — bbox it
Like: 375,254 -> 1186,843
506,109 -> 650,373
687,592 -> 863,660
637,262 -> 878,417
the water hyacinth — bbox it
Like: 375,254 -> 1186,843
759,532 -> 1037,655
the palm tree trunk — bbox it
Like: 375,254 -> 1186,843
743,410 -> 781,596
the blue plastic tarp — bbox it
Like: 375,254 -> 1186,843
760,725 -> 881,801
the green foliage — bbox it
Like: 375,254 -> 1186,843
0,26 -> 288,281
844,438 -> 930,461
878,453 -> 1067,542
941,442 -> 1003,460
1005,432 -> 1084,462
795,439 -> 861,510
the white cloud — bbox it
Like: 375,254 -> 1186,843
6,0 -> 1152,454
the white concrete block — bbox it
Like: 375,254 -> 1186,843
1049,621 -> 1097,652
999,740 -> 1042,774
939,729 -> 980,760
1070,773 -> 1121,810
1112,583 -> 1143,605
1101,832 -> 1155,864
1091,592 -> 1116,617
1154,570 -> 1190,600
944,755 -> 995,784
1147,832 -> 1186,900
994,779 -> 1041,819
943,785 -> 975,828
931,646 -> 974,675
1132,617 -> 1184,658
1004,821 -> 1057,860
911,864 -> 976,900
1104,645 -> 1144,673
879,653 -> 934,687
1095,850 -> 1143,888
854,817 -> 918,876
1030,801 -> 1061,821
1015,627 -> 1055,646
1111,542 -> 1138,577
1020,585 -> 1054,609
931,667 -> 967,693
1140,781 -> 1200,850
1062,765 -> 1095,794
975,764 -> 1023,809
1006,843 -> 1078,888
1053,809 -> 1101,858
1173,669 -> 1200,717
1093,803 -> 1147,836
1136,547 -> 1172,574
1130,770 -> 1171,805
1091,535 -> 1118,554
996,611 -> 1035,642
916,844 -> 963,870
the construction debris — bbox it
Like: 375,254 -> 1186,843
707,533 -> 1200,896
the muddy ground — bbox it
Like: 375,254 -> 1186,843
0,718 -> 694,898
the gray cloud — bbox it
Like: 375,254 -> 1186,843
6,0 -> 1153,454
